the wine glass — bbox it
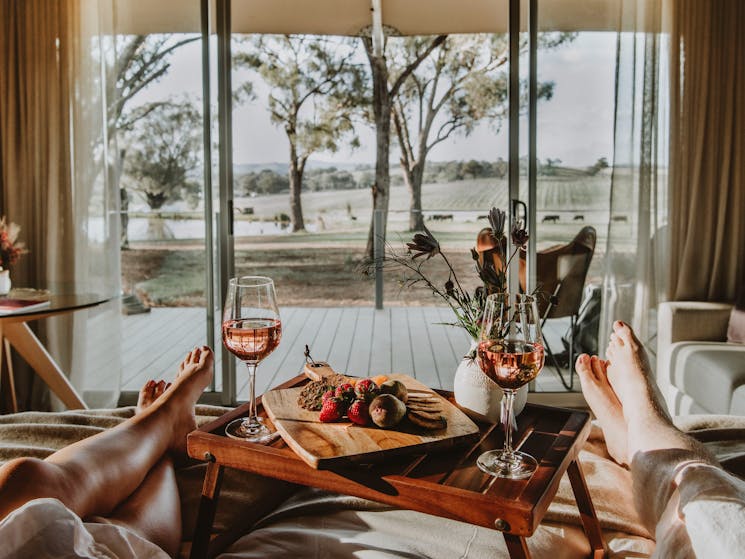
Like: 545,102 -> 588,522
223,276 -> 282,442
476,293 -> 545,478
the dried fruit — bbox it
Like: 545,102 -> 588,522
369,394 -> 407,428
408,408 -> 447,430
354,378 -> 380,402
370,374 -> 389,387
379,379 -> 408,403
347,399 -> 371,425
319,397 -> 345,422
334,383 -> 356,405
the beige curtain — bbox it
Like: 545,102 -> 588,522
0,1 -> 75,289
668,0 -> 745,302
0,0 -> 121,410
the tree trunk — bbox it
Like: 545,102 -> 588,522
405,162 -> 425,231
366,53 -> 391,260
114,146 -> 129,249
288,143 -> 305,233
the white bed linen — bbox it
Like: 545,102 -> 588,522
216,488 -> 654,559
0,498 -> 168,559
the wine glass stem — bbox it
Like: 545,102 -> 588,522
502,389 -> 516,456
246,362 -> 260,430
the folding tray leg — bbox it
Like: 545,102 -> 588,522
503,533 -> 530,559
567,459 -> 606,558
190,461 -> 225,559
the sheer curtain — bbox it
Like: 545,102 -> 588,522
0,0 -> 121,410
600,0 -> 745,358
599,0 -> 669,352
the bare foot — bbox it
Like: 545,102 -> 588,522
576,354 -> 628,465
136,380 -> 170,414
605,321 -> 669,423
603,321 -> 697,461
157,346 -> 214,456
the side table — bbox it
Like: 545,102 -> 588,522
0,294 -> 111,412
187,375 -> 605,559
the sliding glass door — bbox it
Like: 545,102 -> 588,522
218,0 -> 516,402
112,0 -> 220,400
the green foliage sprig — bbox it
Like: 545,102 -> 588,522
370,207 -> 529,341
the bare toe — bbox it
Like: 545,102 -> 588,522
153,380 -> 167,399
178,350 -> 195,375
136,380 -> 156,414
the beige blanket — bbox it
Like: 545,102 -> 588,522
1,410 -> 743,558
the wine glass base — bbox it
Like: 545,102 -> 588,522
476,449 -> 537,479
225,417 -> 275,443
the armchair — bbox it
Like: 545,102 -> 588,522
657,301 -> 745,415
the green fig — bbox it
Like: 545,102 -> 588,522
369,394 -> 407,429
379,379 -> 408,403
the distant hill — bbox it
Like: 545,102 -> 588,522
234,161 -> 365,176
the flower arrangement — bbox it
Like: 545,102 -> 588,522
0,217 -> 28,271
381,207 -> 529,341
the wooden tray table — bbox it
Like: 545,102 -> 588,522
187,375 -> 605,559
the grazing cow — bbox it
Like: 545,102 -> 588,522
477,215 -> 488,220
429,214 -> 454,221
611,215 -> 628,222
542,214 -> 560,223
573,215 -> 585,222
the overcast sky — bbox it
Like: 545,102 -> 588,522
139,32 -> 616,167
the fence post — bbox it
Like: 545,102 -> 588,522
374,209 -> 384,310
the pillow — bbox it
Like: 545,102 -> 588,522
727,308 -> 745,343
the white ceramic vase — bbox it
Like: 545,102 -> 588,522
453,343 -> 528,423
0,270 -> 11,296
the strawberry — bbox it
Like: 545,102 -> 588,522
347,399 -> 371,426
319,397 -> 345,422
334,383 -> 355,405
354,378 -> 380,402
322,389 -> 335,403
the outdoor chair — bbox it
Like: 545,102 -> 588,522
522,226 -> 597,390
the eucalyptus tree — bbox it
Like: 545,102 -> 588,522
123,101 -> 202,221
112,35 -> 199,247
235,36 -> 367,232
361,34 -> 446,258
390,33 -> 574,231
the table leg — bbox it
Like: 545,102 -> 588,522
3,322 -> 87,410
567,459 -> 606,559
503,533 -> 530,559
0,326 -> 18,413
190,461 -> 225,559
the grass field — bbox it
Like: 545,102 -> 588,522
124,174 -> 637,307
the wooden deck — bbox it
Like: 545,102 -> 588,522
116,306 -> 573,400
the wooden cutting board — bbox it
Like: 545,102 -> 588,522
262,371 -> 480,469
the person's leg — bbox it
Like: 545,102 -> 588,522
577,321 -> 710,465
89,379 -> 181,556
105,456 -> 182,557
598,322 -> 745,558
0,346 -> 213,524
604,321 -> 707,461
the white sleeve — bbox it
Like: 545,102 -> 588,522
631,449 -> 745,559
670,463 -> 745,559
